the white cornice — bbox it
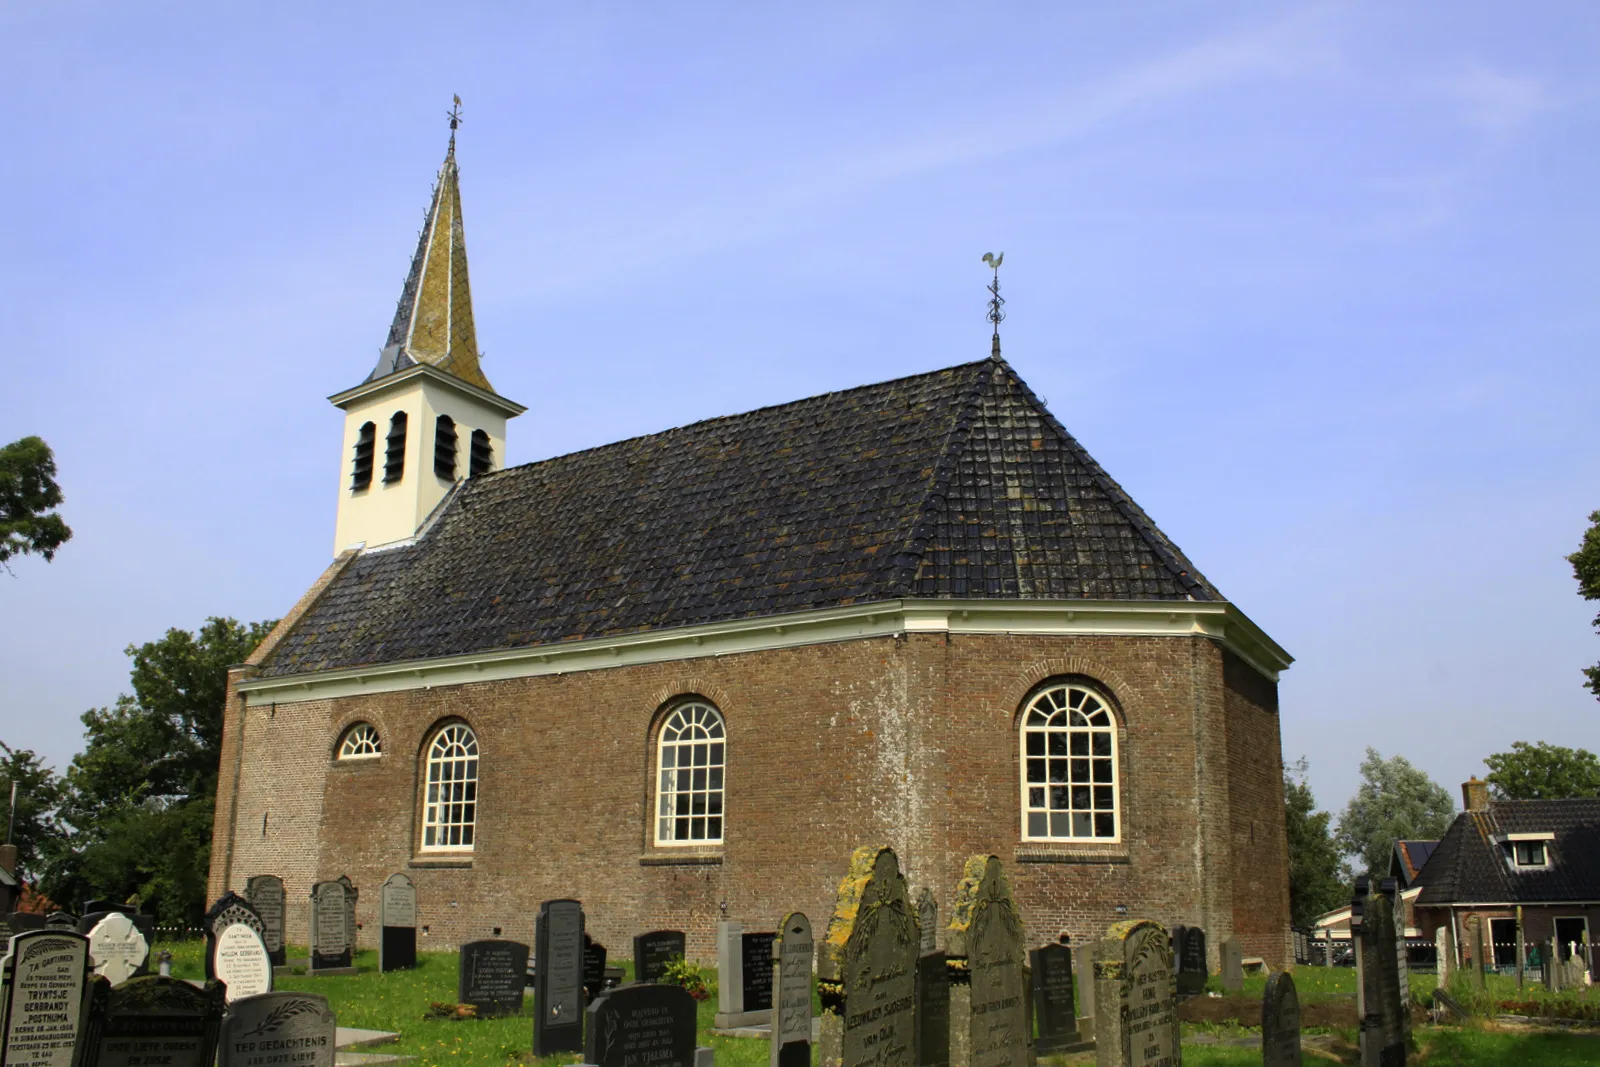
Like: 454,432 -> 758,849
237,599 -> 1291,707
328,363 -> 527,417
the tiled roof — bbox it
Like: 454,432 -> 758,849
1414,799 -> 1600,906
1391,840 -> 1438,887
260,357 -> 1220,678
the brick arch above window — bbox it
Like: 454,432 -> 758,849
645,679 -> 736,718
1004,656 -> 1137,724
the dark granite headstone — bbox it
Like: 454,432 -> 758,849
308,881 -> 352,972
0,928 -> 96,1067
244,876 -> 287,968
584,983 -> 698,1067
947,855 -> 1028,1067
458,940 -> 529,1018
1175,926 -> 1208,996
90,975 -> 225,1067
534,899 -> 586,1055
818,845 -> 919,1067
1168,925 -> 1186,976
379,873 -> 417,973
1263,970 -> 1302,1067
82,901 -> 133,918
6,912 -> 46,933
584,935 -> 608,999
633,930 -> 686,984
1354,877 -> 1404,1067
916,952 -> 949,1067
1029,942 -> 1079,1053
217,991 -> 336,1067
1094,920 -> 1179,1067
46,911 -> 78,929
771,912 -> 814,1067
741,932 -> 777,1012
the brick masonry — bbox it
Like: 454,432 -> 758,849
209,631 -> 1290,968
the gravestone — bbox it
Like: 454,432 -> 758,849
1174,926 -> 1207,997
1262,970 -> 1301,1067
715,922 -> 776,1028
308,881 -> 354,973
946,855 -> 1028,1067
916,952 -> 949,1067
1435,926 -> 1452,989
584,935 -> 609,1000
817,845 -> 920,1067
1380,879 -> 1410,1042
7,913 -> 47,934
1353,878 -> 1404,1067
337,875 -> 358,949
90,975 -> 225,1067
458,940 -> 529,1018
379,873 -> 417,973
1030,942 -> 1080,1054
633,931 -> 686,984
46,912 -> 78,929
533,899 -> 586,1055
585,983 -> 698,1067
1220,938 -> 1242,994
205,893 -> 266,980
772,912 -> 814,1067
217,991 -> 336,1067
213,923 -> 273,1005
87,912 -> 149,986
917,889 -> 938,956
1094,920 -> 1179,1067
1465,915 -> 1485,991
245,876 -> 287,968
0,928 -> 95,1067
1074,942 -> 1095,1038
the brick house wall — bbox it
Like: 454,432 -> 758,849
209,630 -> 1290,968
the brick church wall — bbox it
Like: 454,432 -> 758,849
1221,647 -> 1292,965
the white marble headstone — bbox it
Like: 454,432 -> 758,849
214,922 -> 273,1004
88,912 -> 148,986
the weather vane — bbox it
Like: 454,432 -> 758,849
448,94 -> 463,132
982,251 -> 1005,359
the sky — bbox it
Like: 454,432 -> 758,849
2,3 -> 1597,821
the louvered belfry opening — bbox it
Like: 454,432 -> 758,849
350,421 -> 376,490
469,428 -> 492,477
434,415 -> 459,479
384,412 -> 408,483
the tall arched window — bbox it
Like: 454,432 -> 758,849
422,723 -> 478,851
469,429 -> 492,477
350,422 -> 376,490
434,415 -> 458,479
655,702 -> 724,845
1020,682 -> 1119,841
384,411 -> 408,483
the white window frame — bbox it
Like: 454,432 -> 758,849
1019,682 -> 1121,843
337,723 -> 382,760
654,702 -> 725,847
421,723 -> 478,852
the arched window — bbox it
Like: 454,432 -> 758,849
350,422 -> 376,490
422,723 -> 478,851
469,429 -> 492,477
384,411 -> 408,484
434,415 -> 458,479
1020,682 -> 1119,841
655,702 -> 724,845
337,723 -> 381,759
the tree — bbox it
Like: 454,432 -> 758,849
1569,510 -> 1600,699
1484,741 -> 1600,800
1283,757 -> 1348,927
0,745 -> 67,881
1335,748 -> 1456,880
0,436 -> 72,566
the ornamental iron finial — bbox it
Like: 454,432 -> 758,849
982,251 -> 1005,359
447,94 -> 463,151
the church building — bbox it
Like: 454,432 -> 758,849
207,124 -> 1295,967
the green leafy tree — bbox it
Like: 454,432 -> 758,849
1335,748 -> 1456,880
0,436 -> 72,566
0,745 -> 67,881
1484,741 -> 1600,800
48,617 -> 275,921
1283,757 -> 1348,926
1570,510 -> 1600,699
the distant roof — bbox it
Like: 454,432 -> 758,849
1391,840 -> 1438,888
260,357 -> 1225,678
1414,798 -> 1600,906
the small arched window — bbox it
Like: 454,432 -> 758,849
655,702 -> 724,845
434,415 -> 458,479
469,429 -> 492,477
350,422 -> 376,490
384,411 -> 408,484
422,723 -> 478,851
337,723 -> 381,759
1020,682 -> 1119,841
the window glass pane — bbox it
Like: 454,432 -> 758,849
1072,813 -> 1092,837
1026,733 -> 1044,755
1094,813 -> 1115,837
1071,758 -> 1089,782
1050,813 -> 1072,837
1027,812 -> 1048,837
1092,759 -> 1112,783
709,768 -> 723,790
1047,732 -> 1067,756
1094,786 -> 1113,810
1092,733 -> 1111,756
1026,759 -> 1045,783
1021,684 -> 1119,840
1071,786 -> 1090,810
1050,785 -> 1070,810
1048,761 -> 1068,783
707,817 -> 722,839
1028,787 -> 1044,807
1070,733 -> 1088,756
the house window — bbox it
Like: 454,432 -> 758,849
350,422 -> 376,490
422,723 -> 478,851
1512,840 -> 1548,867
337,723 -> 381,759
469,429 -> 492,477
655,702 -> 724,845
1021,682 -> 1119,841
434,415 -> 458,479
384,411 -> 408,483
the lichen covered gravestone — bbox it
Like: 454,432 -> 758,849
916,889 -> 938,956
1094,920 -> 1180,1067
1220,939 -> 1242,994
818,845 -> 920,1067
946,856 -> 1028,1067
771,912 -> 814,1067
1352,878 -> 1404,1067
1261,970 -> 1301,1067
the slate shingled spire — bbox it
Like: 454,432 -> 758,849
368,102 -> 492,392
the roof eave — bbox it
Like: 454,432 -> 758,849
329,361 -> 527,416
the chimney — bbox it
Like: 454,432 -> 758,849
1462,778 -> 1489,812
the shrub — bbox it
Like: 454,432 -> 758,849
659,956 -> 711,1001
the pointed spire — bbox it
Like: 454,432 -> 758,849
982,251 -> 1005,360
369,97 -> 493,392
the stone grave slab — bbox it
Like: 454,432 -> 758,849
1074,942 -> 1095,1038
206,893 -> 267,979
1175,926 -> 1207,997
585,983 -> 698,1067
218,991 -> 336,1067
0,928 -> 96,1067
946,855 -> 1027,1067
309,881 -> 354,974
715,921 -> 776,1029
1220,938 -> 1242,993
1030,942 -> 1080,1054
634,930 -> 686,984
1094,920 -> 1179,1067
916,952 -> 949,1067
584,934 -> 608,1000
916,889 -> 938,956
771,912 -> 813,1067
1262,970 -> 1301,1067
458,940 -> 529,1018
7,913 -> 46,934
90,975 -> 225,1067
1435,926 -> 1452,989
818,844 -> 919,1067
1353,878 -> 1404,1067
245,876 -> 287,969
378,874 -> 417,973
534,899 -> 585,1055
214,922 -> 273,1004
88,912 -> 149,987
337,876 -> 358,950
